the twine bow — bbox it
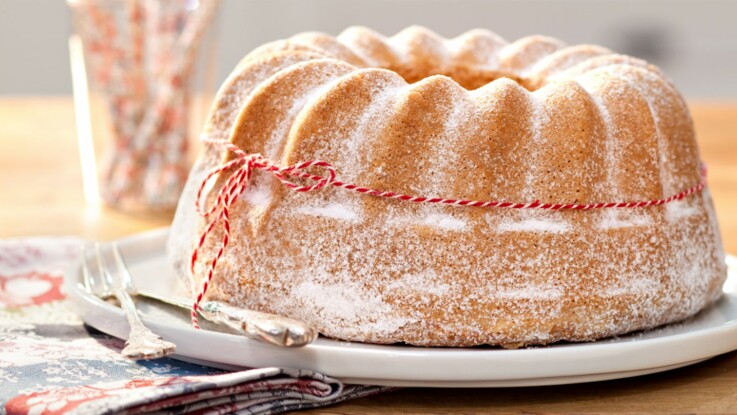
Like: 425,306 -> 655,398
189,139 -> 708,328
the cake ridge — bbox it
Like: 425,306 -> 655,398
289,31 -> 369,66
498,35 -> 567,71
523,44 -> 613,88
284,67 -> 406,185
230,58 -> 355,158
601,64 -> 698,195
204,50 -> 328,138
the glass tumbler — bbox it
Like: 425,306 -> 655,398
67,0 -> 220,212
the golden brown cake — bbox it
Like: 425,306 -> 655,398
168,26 -> 727,347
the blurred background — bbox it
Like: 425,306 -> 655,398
1,0 -> 736,98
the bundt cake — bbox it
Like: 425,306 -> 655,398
168,26 -> 727,347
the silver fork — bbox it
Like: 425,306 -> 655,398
109,244 -> 317,347
83,243 -> 176,360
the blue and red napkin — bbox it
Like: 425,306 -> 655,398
0,238 -> 388,415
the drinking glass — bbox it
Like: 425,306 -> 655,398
67,0 -> 220,212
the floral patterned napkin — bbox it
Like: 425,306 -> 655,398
0,238 -> 388,415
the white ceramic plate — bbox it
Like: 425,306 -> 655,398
65,228 -> 737,387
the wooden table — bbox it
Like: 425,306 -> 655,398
2,97 -> 737,413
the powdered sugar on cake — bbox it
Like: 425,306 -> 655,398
599,210 -> 652,230
497,214 -> 570,233
295,202 -> 360,221
241,179 -> 272,206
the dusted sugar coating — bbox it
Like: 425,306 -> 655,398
168,26 -> 727,347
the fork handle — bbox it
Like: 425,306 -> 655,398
198,301 -> 317,347
114,288 -> 176,360
116,289 -> 143,329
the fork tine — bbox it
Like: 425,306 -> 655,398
112,242 -> 135,293
94,243 -> 112,296
82,246 -> 95,294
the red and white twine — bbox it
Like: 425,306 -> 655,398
189,138 -> 708,328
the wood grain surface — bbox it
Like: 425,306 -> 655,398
1,97 -> 736,413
